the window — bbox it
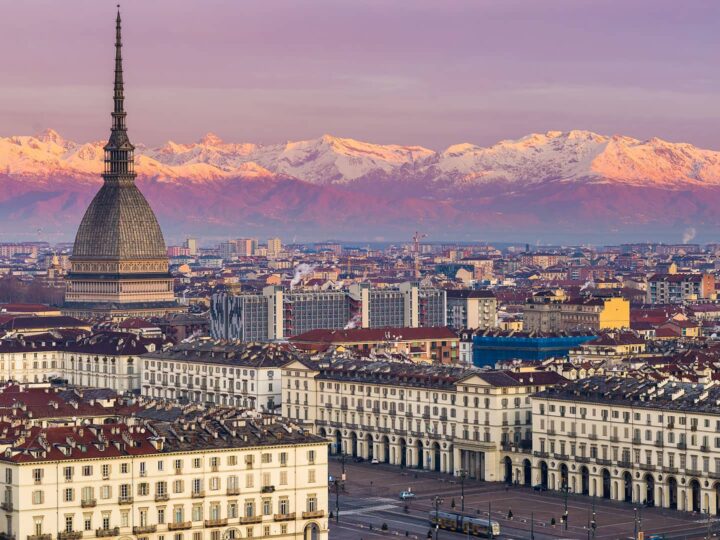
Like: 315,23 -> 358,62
101,464 -> 110,478
32,469 -> 43,484
32,490 -> 44,504
279,498 -> 289,515
64,488 -> 74,502
279,452 -> 287,466
245,500 -> 254,517
192,458 -> 201,469
64,516 -> 74,533
262,499 -> 271,515
307,495 -> 317,512
307,450 -> 315,464
63,467 -> 73,482
308,469 -> 315,483
82,466 -> 92,477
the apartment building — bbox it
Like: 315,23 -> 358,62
523,291 -> 629,333
531,376 -> 720,514
281,357 -> 565,481
211,282 -> 447,341
445,289 -> 497,330
0,411 -> 328,540
0,332 -> 163,393
141,342 -> 296,411
647,273 -> 715,304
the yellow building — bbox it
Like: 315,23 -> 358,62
523,294 -> 629,333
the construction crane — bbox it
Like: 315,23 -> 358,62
412,231 -> 427,279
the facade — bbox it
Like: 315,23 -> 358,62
523,294 -> 629,333
141,342 -> 295,411
63,10 -> 182,321
0,332 -> 161,392
0,411 -> 328,540
464,330 -> 596,367
647,273 -> 716,304
282,358 -> 565,481
531,376 -> 720,514
290,326 -> 460,364
211,282 -> 447,341
446,289 -> 497,330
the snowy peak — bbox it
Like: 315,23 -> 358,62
1,129 -> 719,187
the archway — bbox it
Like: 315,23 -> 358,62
366,434 -> 374,461
623,472 -> 632,503
503,457 -> 512,484
432,442 -> 441,472
350,432 -> 358,458
580,466 -> 590,496
334,431 -> 342,455
303,523 -> 320,540
382,436 -> 390,464
560,464 -> 569,490
668,477 -> 678,510
602,469 -> 611,499
540,461 -> 548,490
690,479 -> 701,513
523,459 -> 532,487
398,438 -> 407,468
415,440 -> 423,468
645,474 -> 655,507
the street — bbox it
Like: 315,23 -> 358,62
327,458 -> 717,540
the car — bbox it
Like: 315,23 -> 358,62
399,491 -> 416,500
371,458 -> 380,464
352,456 -> 364,463
532,484 -> 547,492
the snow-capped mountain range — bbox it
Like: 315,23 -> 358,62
3,128 -> 720,187
2,128 -> 720,242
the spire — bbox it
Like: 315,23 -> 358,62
104,5 -> 135,181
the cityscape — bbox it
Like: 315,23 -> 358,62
1,2 -> 720,540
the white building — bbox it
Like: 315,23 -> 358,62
282,357 -> 565,481
141,342 -> 294,412
0,411 -> 328,540
532,376 -> 720,515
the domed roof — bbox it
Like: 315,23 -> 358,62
72,181 -> 167,260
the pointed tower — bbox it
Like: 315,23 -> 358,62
63,7 -> 182,320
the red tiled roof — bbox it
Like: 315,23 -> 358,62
290,326 -> 458,344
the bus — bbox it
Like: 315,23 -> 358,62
428,510 -> 501,538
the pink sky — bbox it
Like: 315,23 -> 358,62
2,0 -> 719,149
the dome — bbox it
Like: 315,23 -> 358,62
72,181 -> 167,260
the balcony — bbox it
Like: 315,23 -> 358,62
701,445 -> 710,452
191,491 -> 206,498
80,499 -> 96,508
117,496 -> 133,505
546,428 -> 555,435
167,522 -> 191,531
654,440 -> 664,447
554,453 -> 569,461
238,516 -> 263,524
204,519 -> 228,528
302,510 -> 325,519
596,458 -> 612,466
686,468 -> 702,477
663,466 -> 678,474
610,436 -> 619,443
155,494 -> 169,502
639,463 -> 655,471
617,460 -> 632,469
226,487 -> 241,496
0,502 -> 12,512
27,535 -> 51,540
175,468 -> 183,475
132,526 -> 157,535
575,456 -> 590,464
677,442 -> 687,450
588,434 -> 598,440
261,485 -> 275,494
533,451 -> 549,458
95,528 -> 119,538
567,431 -> 577,438
273,513 -> 296,522
57,533 -> 83,540
632,437 -> 642,445
210,465 -> 219,472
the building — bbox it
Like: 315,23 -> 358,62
647,273 -> 715,304
464,330 -> 596,367
211,282 -> 447,341
0,331 -> 164,392
523,292 -> 629,333
62,11 -> 182,321
0,315 -> 92,337
531,376 -> 720,515
281,357 -> 565,481
290,326 -> 459,363
267,238 -> 282,257
0,403 -> 328,540
446,289 -> 497,330
141,341 -> 296,411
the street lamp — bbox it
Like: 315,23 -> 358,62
561,482 -> 571,530
457,469 -> 468,513
332,477 -> 344,523
433,496 -> 444,540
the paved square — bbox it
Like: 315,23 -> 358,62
328,459 -> 716,540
